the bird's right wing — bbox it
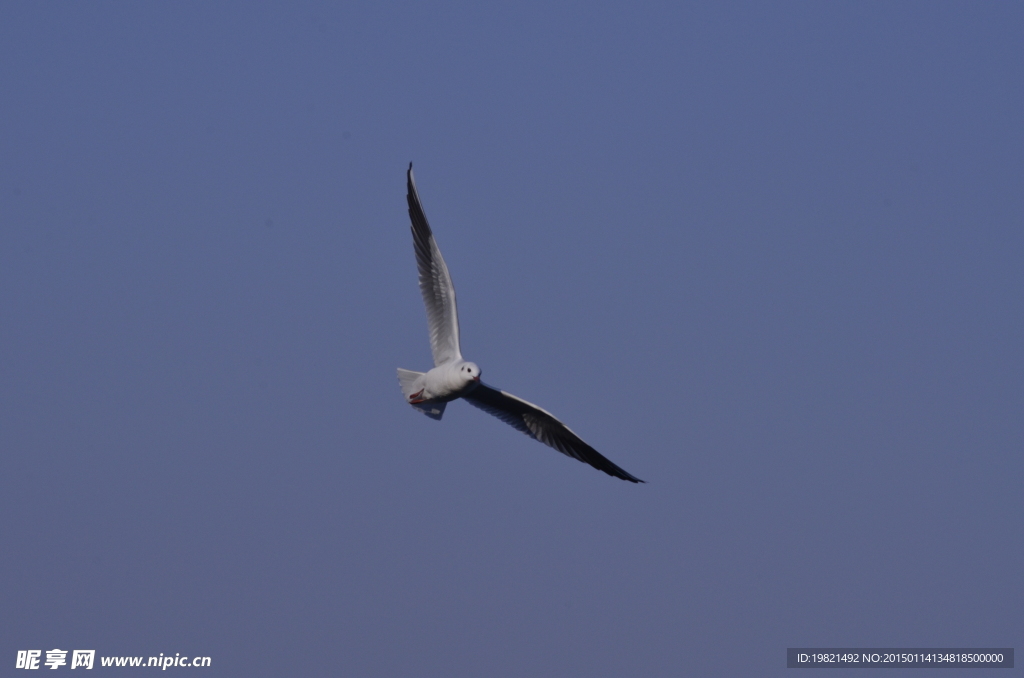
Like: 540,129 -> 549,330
464,382 -> 644,483
407,164 -> 462,367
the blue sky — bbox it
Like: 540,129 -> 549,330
2,3 -> 1021,675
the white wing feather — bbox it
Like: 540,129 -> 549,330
407,165 -> 462,367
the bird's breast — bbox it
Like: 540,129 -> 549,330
420,366 -> 459,401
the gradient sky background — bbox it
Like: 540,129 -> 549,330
2,3 -> 1021,676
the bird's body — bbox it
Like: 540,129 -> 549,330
398,361 -> 480,408
397,164 -> 643,483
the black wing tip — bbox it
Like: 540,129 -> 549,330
608,468 -> 645,483
589,452 -> 644,483
406,164 -> 420,200
577,448 -> 644,483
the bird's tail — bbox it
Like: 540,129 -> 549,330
397,368 -> 447,420
396,368 -> 424,398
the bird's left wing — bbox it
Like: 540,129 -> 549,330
407,164 -> 462,367
463,382 -> 644,483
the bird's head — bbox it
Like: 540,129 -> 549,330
458,362 -> 481,385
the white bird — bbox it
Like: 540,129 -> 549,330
397,164 -> 643,483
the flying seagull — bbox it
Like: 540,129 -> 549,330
397,164 -> 643,483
